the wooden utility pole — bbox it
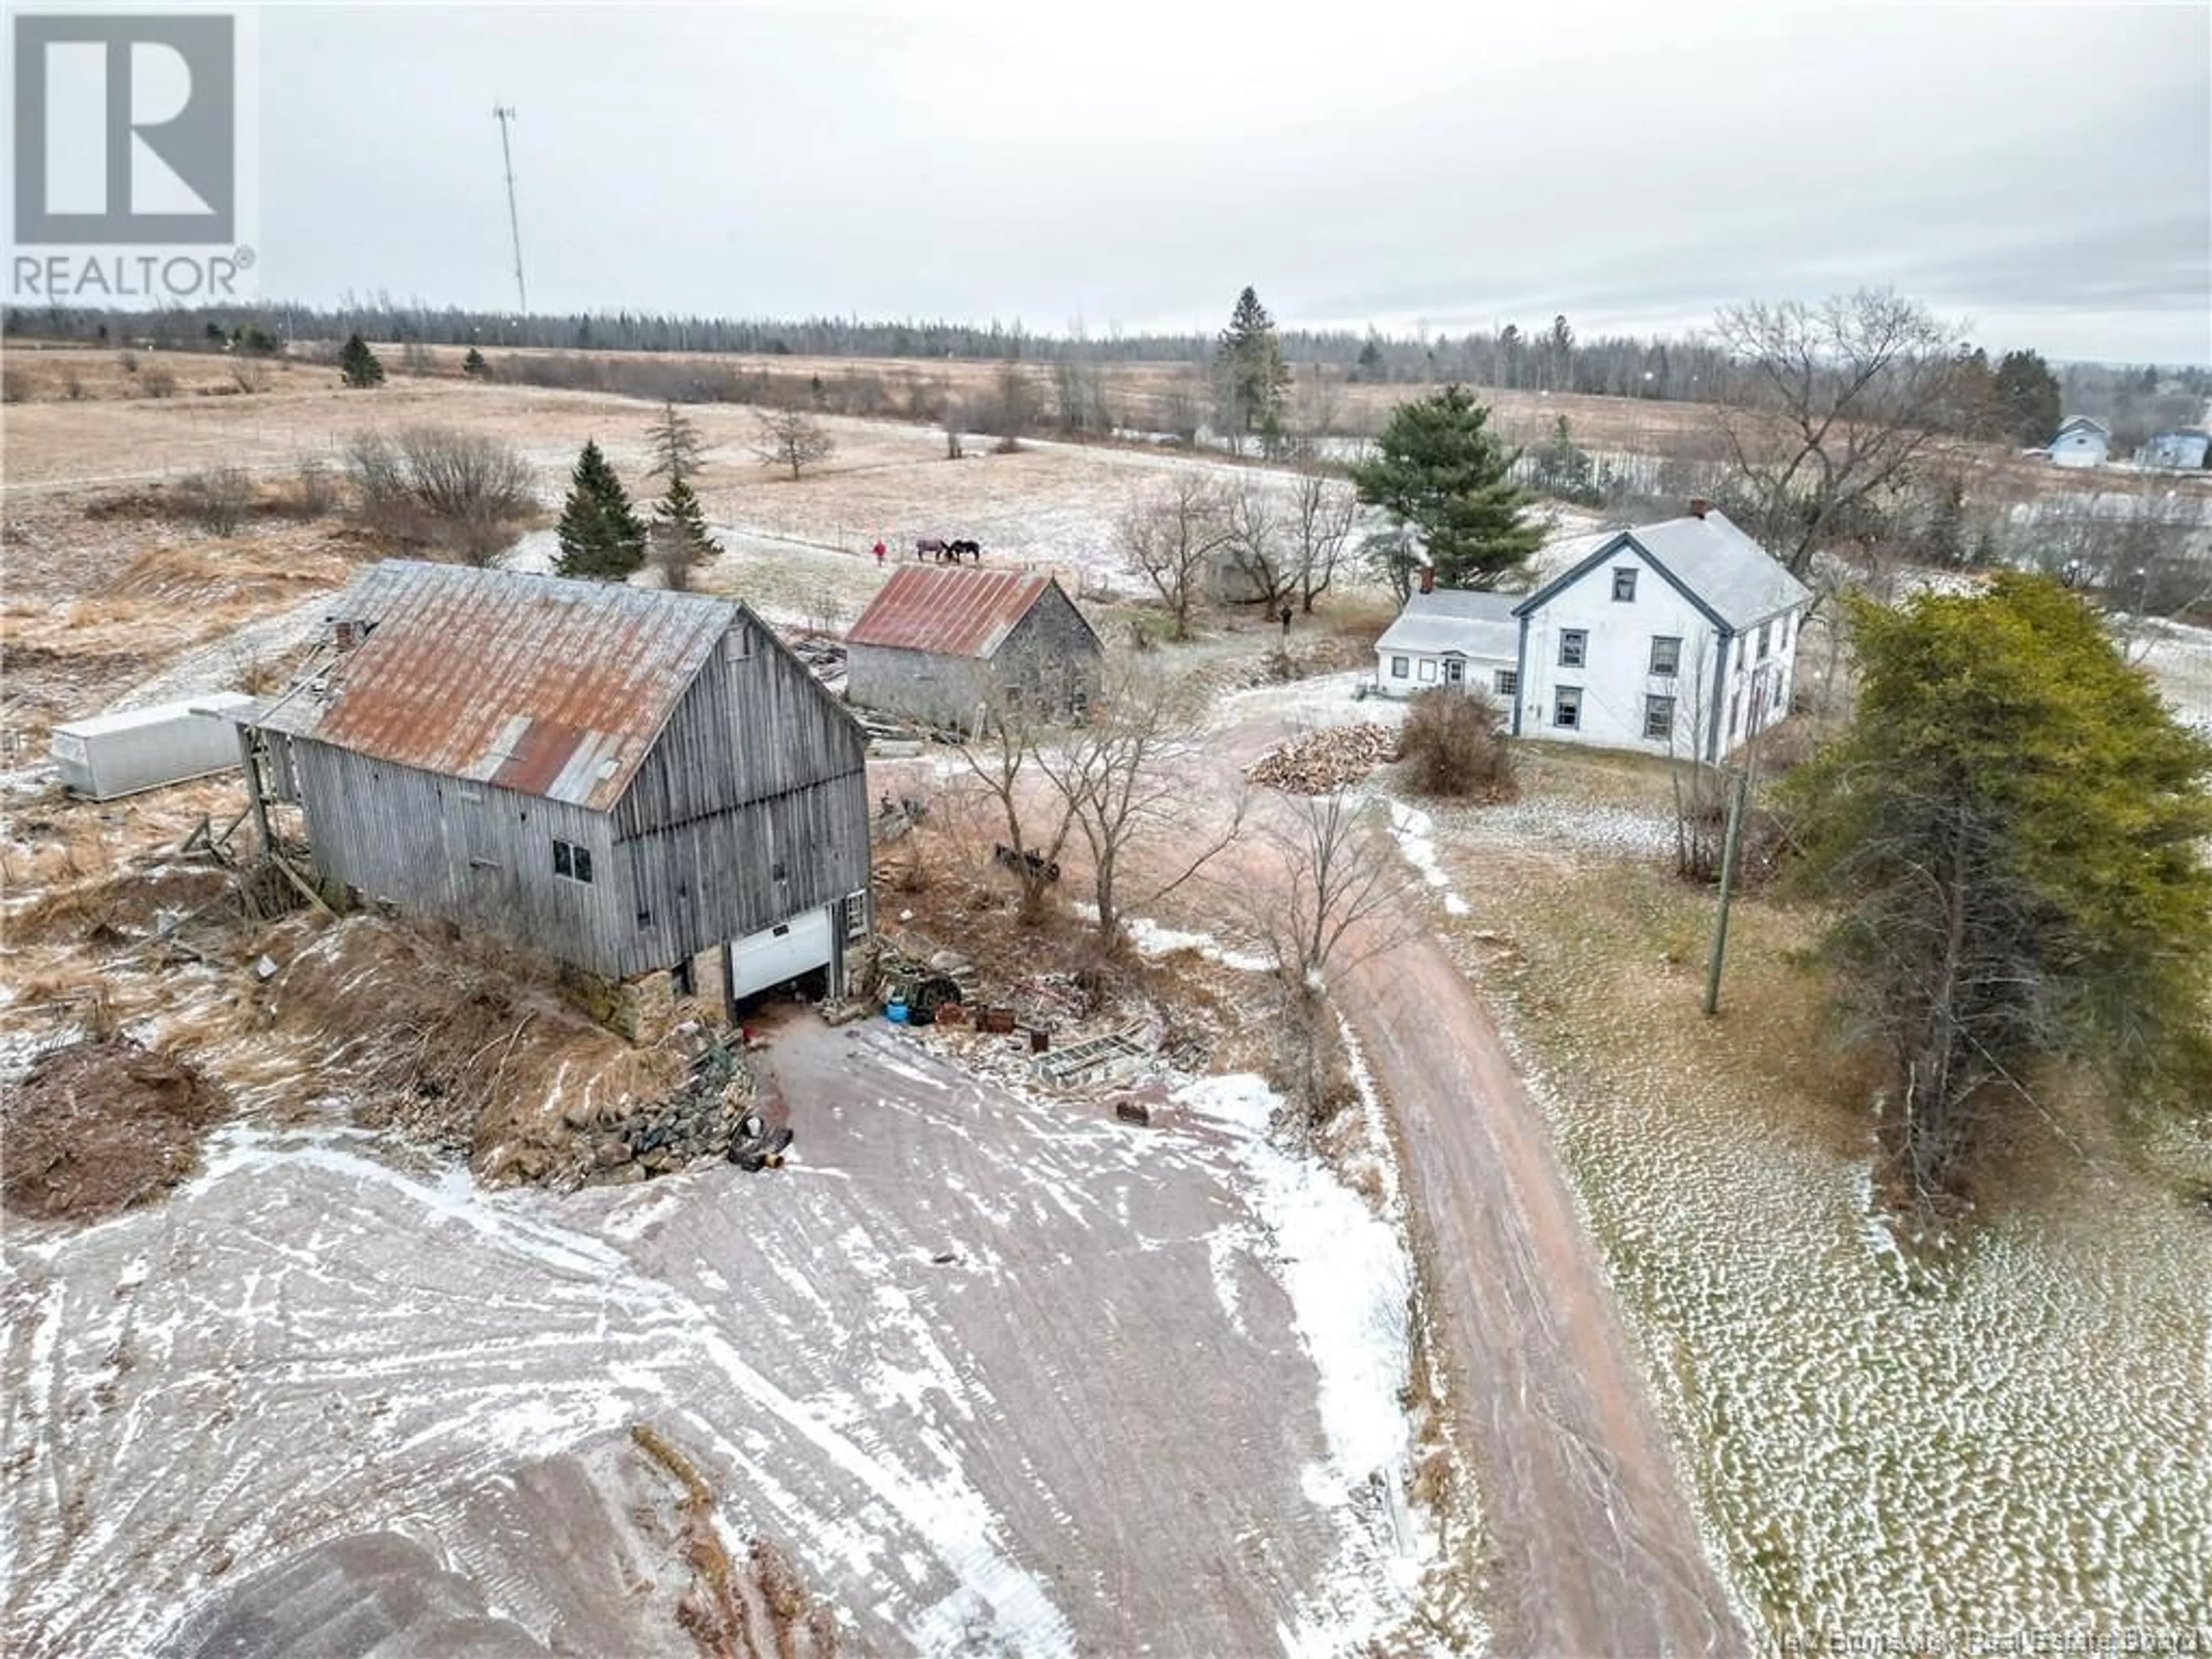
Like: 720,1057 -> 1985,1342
1703,766 -> 1750,1016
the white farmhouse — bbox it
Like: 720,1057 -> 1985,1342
2047,416 -> 2111,469
1373,502 -> 1812,763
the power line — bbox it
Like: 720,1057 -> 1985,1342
492,104 -> 527,315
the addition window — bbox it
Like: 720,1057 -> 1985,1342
1644,694 -> 1676,740
1758,620 -> 1772,660
1390,654 -> 1410,680
1611,567 -> 1638,602
1493,669 -> 1518,697
552,839 -> 594,884
1418,659 -> 1438,682
1649,635 -> 1681,676
1558,629 -> 1588,669
1553,686 -> 1582,729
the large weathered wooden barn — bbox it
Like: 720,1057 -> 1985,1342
844,565 -> 1102,732
238,561 -> 871,1011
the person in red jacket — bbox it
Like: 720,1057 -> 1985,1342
872,538 -> 887,567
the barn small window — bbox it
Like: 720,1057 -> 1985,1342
844,889 -> 871,942
1611,568 -> 1637,602
552,839 -> 594,884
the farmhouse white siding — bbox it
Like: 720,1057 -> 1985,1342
1515,546 -> 1731,757
1372,509 -> 1810,763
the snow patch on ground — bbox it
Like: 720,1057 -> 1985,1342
1389,803 -> 1471,916
1176,1072 -> 1430,1646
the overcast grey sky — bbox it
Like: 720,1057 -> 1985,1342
255,1 -> 2211,362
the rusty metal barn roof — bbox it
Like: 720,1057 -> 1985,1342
252,560 -> 740,811
843,565 -> 1059,660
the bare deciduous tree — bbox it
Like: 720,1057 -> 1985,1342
752,408 -> 835,479
1036,658 -> 1247,944
1711,289 -> 1976,578
1121,475 -> 1234,641
1222,482 -> 1289,611
1284,463 -> 1357,612
1252,788 -> 1423,1001
955,690 -> 1085,926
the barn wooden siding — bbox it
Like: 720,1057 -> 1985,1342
612,620 -> 870,978
285,606 -> 869,981
293,741 -> 623,969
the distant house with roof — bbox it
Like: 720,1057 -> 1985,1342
238,560 -> 871,1009
1373,502 -> 1812,762
844,565 -> 1103,732
2138,429 -> 2210,470
2047,416 -> 2110,469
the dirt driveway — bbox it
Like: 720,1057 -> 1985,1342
2,1012 -> 1399,1658
1194,688 -> 1747,1654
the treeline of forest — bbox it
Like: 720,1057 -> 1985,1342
8,297 -> 2206,448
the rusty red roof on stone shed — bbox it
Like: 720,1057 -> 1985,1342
252,560 -> 737,812
844,565 -> 1056,659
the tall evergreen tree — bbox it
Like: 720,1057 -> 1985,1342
1783,574 -> 2212,1201
554,438 -> 646,579
338,332 -> 384,389
649,474 -> 720,591
1217,286 -> 1289,445
1347,384 -> 1543,591
1993,349 -> 2062,447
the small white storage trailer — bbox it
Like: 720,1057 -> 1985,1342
50,694 -> 255,801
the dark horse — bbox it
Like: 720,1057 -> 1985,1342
915,537 -> 982,563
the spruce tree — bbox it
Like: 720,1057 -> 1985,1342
1217,286 -> 1289,443
1993,349 -> 2062,447
339,333 -> 384,389
649,474 -> 720,591
1783,574 -> 2212,1200
554,438 -> 646,580
1347,384 -> 1542,591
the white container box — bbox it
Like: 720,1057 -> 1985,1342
50,694 -> 255,801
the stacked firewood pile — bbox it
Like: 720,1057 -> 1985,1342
1244,724 -> 1401,793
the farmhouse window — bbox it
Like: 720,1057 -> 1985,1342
1553,687 -> 1582,729
1391,656 -> 1410,679
1611,567 -> 1637,601
552,839 -> 594,884
1418,660 -> 1438,683
1650,635 -> 1681,676
1644,695 -> 1676,740
1559,630 -> 1588,669
1758,620 -> 1772,660
1780,612 -> 1791,651
1494,669 -> 1518,696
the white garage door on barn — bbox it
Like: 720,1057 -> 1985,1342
728,906 -> 836,1001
